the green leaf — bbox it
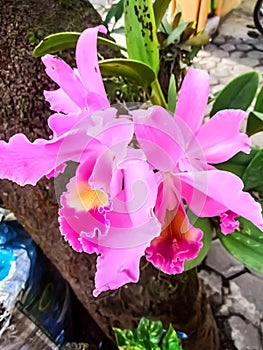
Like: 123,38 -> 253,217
185,31 -> 210,46
219,217 -> 263,275
162,324 -> 182,350
33,32 -> 126,57
246,85 -> 263,135
114,328 -> 136,346
215,149 -> 258,179
184,216 -> 213,271
99,58 -> 156,90
153,0 -> 171,29
105,0 -> 124,25
151,79 -> 168,108
210,72 -> 259,116
243,149 -> 263,197
160,16 -> 173,35
163,22 -> 189,47
168,74 -> 177,113
137,318 -> 163,346
255,84 -> 263,111
124,0 -> 159,75
171,12 -> 182,31
246,111 -> 263,136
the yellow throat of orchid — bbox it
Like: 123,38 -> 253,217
66,181 -> 108,212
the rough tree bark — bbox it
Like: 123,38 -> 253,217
0,1 -> 219,349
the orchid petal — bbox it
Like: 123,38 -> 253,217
0,112 -> 108,186
44,88 -> 80,114
48,111 -> 88,139
59,210 -> 83,252
175,67 -> 209,134
178,170 -> 263,231
132,106 -> 185,171
220,211 -> 240,234
76,25 -> 109,105
93,244 -> 147,297
146,204 -> 203,274
87,111 -> 134,162
60,177 -> 110,246
0,134 -> 64,185
42,54 -> 89,109
154,173 -> 180,225
193,109 -> 250,164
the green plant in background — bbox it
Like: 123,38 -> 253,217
33,0 -> 208,107
104,0 -> 124,33
28,28 -> 44,45
113,317 -> 184,350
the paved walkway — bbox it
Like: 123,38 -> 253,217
195,0 -> 263,91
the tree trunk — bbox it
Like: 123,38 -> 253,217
0,1 -> 219,349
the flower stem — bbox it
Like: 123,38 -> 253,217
151,79 -> 168,109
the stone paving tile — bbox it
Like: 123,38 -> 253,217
227,316 -> 262,350
236,43 -> 254,52
219,43 -> 236,52
212,36 -> 226,45
205,240 -> 245,279
237,57 -> 260,67
254,43 -> 263,51
231,273 -> 263,316
230,51 -> 245,58
212,49 -> 230,58
212,67 -> 231,78
232,64 -> 253,75
247,50 -> 263,59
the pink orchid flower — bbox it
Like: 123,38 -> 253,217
132,67 -> 263,274
59,146 -> 161,296
0,26 -> 110,186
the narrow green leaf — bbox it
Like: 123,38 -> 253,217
162,325 -> 182,350
167,74 -> 177,113
161,16 -> 173,35
124,0 -> 159,75
219,217 -> 263,275
246,111 -> 263,136
171,12 -> 182,31
99,58 -> 156,90
163,22 -> 189,46
153,0 -> 171,29
210,71 -> 259,116
184,216 -> 213,271
33,32 -> 126,57
181,22 -> 196,42
104,0 -> 124,25
151,79 -> 168,108
246,85 -> 263,135
243,149 -> 263,197
33,32 -> 80,57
